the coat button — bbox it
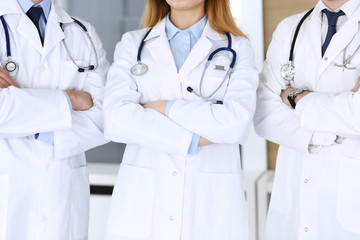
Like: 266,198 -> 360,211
324,57 -> 328,61
169,216 -> 174,221
304,179 -> 308,183
172,171 -> 177,176
304,227 -> 309,232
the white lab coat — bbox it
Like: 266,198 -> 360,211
0,1 -> 109,239
103,18 -> 258,240
254,1 -> 360,240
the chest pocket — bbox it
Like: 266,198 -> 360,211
331,33 -> 360,84
198,54 -> 232,101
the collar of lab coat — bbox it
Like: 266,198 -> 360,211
1,0 -> 74,59
143,17 -> 226,79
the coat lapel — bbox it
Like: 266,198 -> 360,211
16,13 -> 43,53
145,19 -> 178,76
42,3 -> 72,61
0,0 -> 45,52
179,23 -> 221,80
318,6 -> 360,76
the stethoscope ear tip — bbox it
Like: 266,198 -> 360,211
78,68 -> 85,72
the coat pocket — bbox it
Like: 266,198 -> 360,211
0,175 -> 9,240
105,164 -> 154,238
336,157 -> 360,233
194,172 -> 248,240
71,166 -> 90,240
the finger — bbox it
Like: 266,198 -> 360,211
0,69 -> 17,87
0,80 -> 9,88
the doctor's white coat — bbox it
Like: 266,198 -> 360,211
103,18 -> 258,240
0,1 -> 109,239
254,1 -> 360,240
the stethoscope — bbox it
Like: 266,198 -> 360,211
281,7 -> 360,85
334,43 -> 360,70
0,15 -> 98,77
280,8 -> 314,84
131,28 -> 236,103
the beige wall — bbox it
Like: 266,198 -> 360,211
263,0 -> 318,169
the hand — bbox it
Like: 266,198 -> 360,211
281,87 -> 311,107
65,90 -> 93,111
280,87 -> 294,107
199,137 -> 213,146
0,67 -> 19,88
352,77 -> 360,92
143,100 -> 167,115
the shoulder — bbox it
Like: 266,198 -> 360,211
69,16 -> 95,35
113,28 -> 150,61
274,9 -> 313,38
230,35 -> 254,58
115,28 -> 151,50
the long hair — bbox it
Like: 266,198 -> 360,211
143,0 -> 247,37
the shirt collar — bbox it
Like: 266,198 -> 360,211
317,0 -> 357,20
17,0 -> 52,20
165,14 -> 207,41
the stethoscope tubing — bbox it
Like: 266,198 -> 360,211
0,16 -> 11,58
288,8 -> 314,63
60,17 -> 98,72
136,28 -> 153,63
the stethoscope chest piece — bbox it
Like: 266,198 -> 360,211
2,58 -> 18,77
131,62 -> 148,76
280,62 -> 295,82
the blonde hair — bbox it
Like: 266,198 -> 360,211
143,0 -> 247,37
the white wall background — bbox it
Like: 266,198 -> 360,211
231,0 -> 267,171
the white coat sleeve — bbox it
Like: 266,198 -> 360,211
0,87 -> 72,138
103,33 -> 193,156
295,91 -> 360,136
253,20 -> 337,153
167,39 -> 258,145
53,24 -> 110,160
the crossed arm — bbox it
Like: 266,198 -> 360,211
280,77 -> 360,106
0,67 -> 93,111
143,100 -> 212,147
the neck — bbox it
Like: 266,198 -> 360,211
322,0 -> 349,11
32,0 -> 43,4
169,7 -> 205,30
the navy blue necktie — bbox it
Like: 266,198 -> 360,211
322,9 -> 345,56
26,6 -> 44,45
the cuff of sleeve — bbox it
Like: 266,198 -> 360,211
165,100 -> 175,117
63,91 -> 72,112
34,132 -> 55,145
308,144 -> 321,154
294,95 -> 308,117
188,133 -> 200,155
309,132 -> 337,146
